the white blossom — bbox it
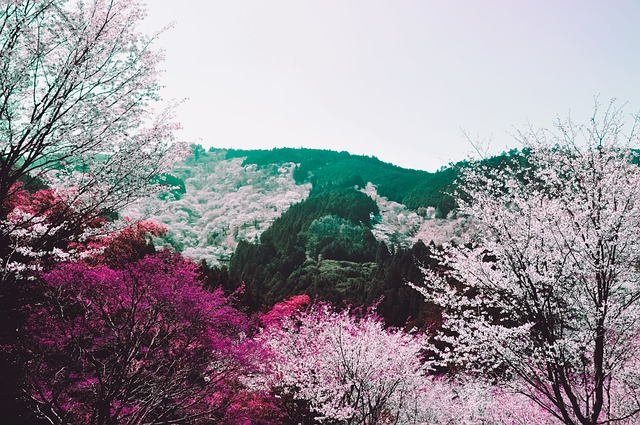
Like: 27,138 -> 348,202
413,102 -> 640,424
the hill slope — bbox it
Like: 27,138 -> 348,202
127,148 -> 312,265
130,146 -> 522,325
129,146 -> 467,264
226,147 -> 458,216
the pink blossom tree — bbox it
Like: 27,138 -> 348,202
21,251 -> 252,425
258,300 -> 434,424
412,102 -> 640,424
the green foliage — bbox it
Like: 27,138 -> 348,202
16,171 -> 48,193
305,215 -> 377,263
230,221 -> 439,327
257,187 -> 379,249
285,260 -> 376,306
229,186 -> 383,312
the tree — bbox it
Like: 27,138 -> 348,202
305,214 -> 377,262
258,300 -> 433,424
0,0 -> 186,268
21,251 -> 252,425
412,102 -> 640,424
0,182 -> 114,281
257,300 -> 559,425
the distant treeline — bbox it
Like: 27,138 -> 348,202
225,147 -> 459,217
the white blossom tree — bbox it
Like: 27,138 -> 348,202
257,302 -> 434,424
412,102 -> 640,425
0,0 -> 186,270
256,297 -> 559,424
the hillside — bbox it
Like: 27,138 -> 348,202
126,148 -> 312,265
226,147 -> 458,215
129,146 -> 468,262
130,146 -> 521,325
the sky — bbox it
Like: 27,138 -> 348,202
140,1 -> 640,172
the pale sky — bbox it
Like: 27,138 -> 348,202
141,1 -> 640,172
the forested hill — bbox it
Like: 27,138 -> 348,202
134,145 -> 522,326
225,147 -> 458,216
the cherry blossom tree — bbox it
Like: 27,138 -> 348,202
0,182 -> 113,280
0,0 -> 187,270
412,102 -> 640,425
411,378 -> 558,425
258,300 -> 435,424
21,251 -> 252,425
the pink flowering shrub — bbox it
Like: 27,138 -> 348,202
255,296 -> 567,425
22,252 -> 251,425
95,220 -> 168,267
258,294 -> 310,327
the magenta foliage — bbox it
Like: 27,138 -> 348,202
258,294 -> 310,327
23,252 -> 250,425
